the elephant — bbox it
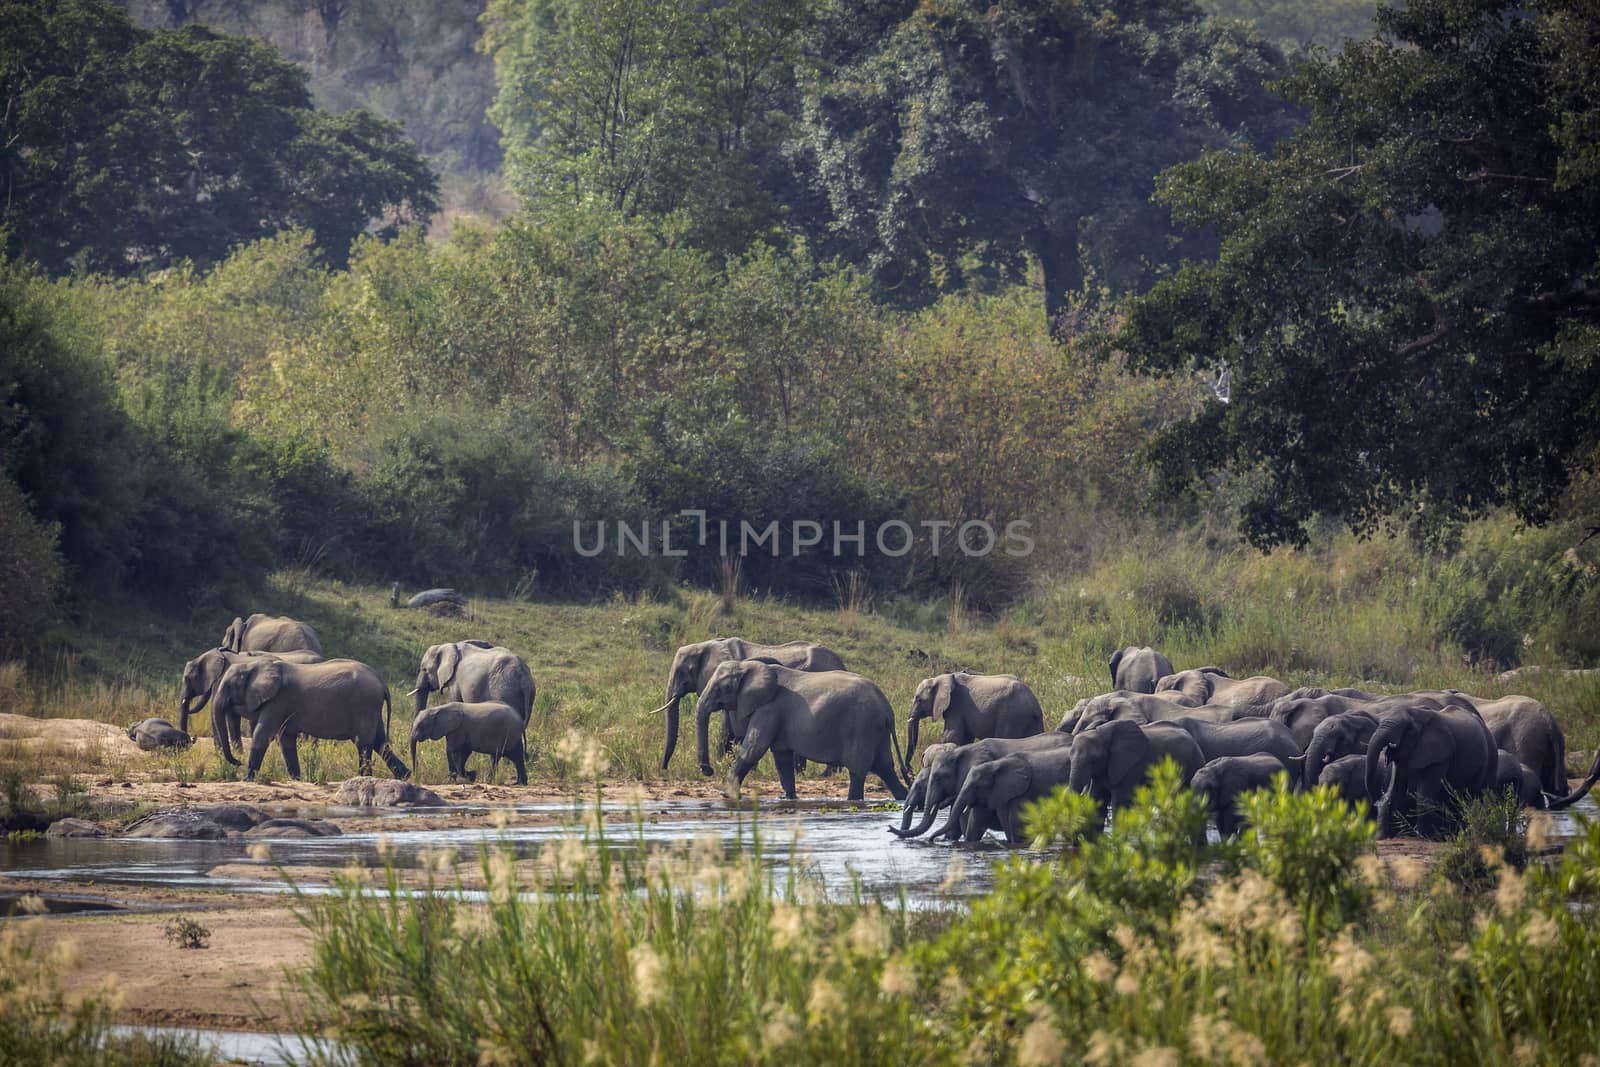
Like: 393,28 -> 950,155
179,647 -> 325,736
1301,710 -> 1381,789
898,742 -> 960,834
1062,692 -> 1232,734
1191,755 -> 1296,837
127,718 -> 191,751
656,638 -> 845,770
892,733 -> 1075,840
1545,747 -> 1600,810
1269,690 -> 1381,749
410,701 -> 527,785
1319,753 -> 1380,811
1109,646 -> 1175,694
1068,720 -> 1207,829
935,744 -> 1078,845
1494,750 -> 1544,809
1410,692 -> 1567,796
211,658 -> 407,781
694,660 -> 905,801
1155,668 -> 1291,708
1165,716 -> 1302,765
413,642 -> 536,726
1365,700 -> 1496,839
903,672 -> 1045,774
220,614 -> 323,655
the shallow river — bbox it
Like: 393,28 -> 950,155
0,800 -> 1001,908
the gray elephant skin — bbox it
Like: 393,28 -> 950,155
657,638 -> 845,770
1301,710 -> 1380,789
1069,720 -> 1206,827
1165,716 -> 1301,765
212,658 -> 408,781
1191,754 -> 1295,837
1109,646 -> 1175,694
897,742 -> 959,834
179,647 -> 325,736
1063,691 -> 1228,735
1365,700 -> 1496,838
220,614 -> 323,655
893,733 -> 1073,840
414,642 -> 536,726
1270,690 -> 1382,749
904,672 -> 1045,774
695,660 -> 905,801
1156,668 -> 1290,708
1318,753 -> 1377,811
127,718 -> 191,751
936,744 -> 1077,844
411,700 -> 528,785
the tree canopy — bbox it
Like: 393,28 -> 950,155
795,0 -> 1295,326
1121,0 -> 1600,548
0,0 -> 438,274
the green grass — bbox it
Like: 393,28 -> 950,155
6,521 -> 1599,788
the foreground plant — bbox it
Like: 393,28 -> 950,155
292,769 -> 1600,1065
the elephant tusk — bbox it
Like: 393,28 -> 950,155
647,702 -> 675,716
405,688 -> 419,697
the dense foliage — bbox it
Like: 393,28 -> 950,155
293,771 -> 1600,1065
0,0 -> 438,273
1122,0 -> 1600,548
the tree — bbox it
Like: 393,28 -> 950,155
481,0 -> 814,255
795,0 -> 1294,329
1201,0 -> 1379,51
0,0 -> 437,274
1120,0 -> 1600,548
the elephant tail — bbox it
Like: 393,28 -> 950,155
1544,747 -> 1600,811
383,687 -> 393,738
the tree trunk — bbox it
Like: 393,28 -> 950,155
1032,220 -> 1082,339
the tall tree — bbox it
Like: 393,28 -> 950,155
1121,0 -> 1600,548
796,0 -> 1293,328
0,0 -> 437,274
481,0 -> 814,255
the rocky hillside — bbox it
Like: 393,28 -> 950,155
121,0 -> 508,218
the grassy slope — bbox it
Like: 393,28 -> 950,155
7,529 -> 1600,788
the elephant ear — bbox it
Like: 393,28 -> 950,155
932,675 -> 956,723
245,660 -> 285,714
436,643 -> 463,687
1108,648 -> 1124,686
1106,722 -> 1150,786
745,661 -> 781,704
223,617 -> 244,651
989,757 -> 1033,808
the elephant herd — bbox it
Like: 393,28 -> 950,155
155,613 -> 537,784
657,638 -> 1600,843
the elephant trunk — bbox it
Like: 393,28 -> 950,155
932,776 -> 979,842
1069,751 -> 1094,796
1304,735 -> 1331,791
892,785 -> 949,839
1544,748 -> 1600,810
212,698 -> 239,766
1365,721 -> 1400,804
696,698 -> 716,777
413,673 -> 432,715
905,715 -> 922,777
897,776 -> 927,832
660,686 -> 684,771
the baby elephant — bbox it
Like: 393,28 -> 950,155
128,718 -> 192,751
410,701 -> 527,785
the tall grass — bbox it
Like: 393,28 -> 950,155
288,769 -> 1600,1065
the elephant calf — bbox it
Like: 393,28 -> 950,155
1191,754 -> 1294,838
128,718 -> 192,751
410,701 -> 528,785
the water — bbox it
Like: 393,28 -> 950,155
106,1024 -> 339,1066
0,800 -> 1002,908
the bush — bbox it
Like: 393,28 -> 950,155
0,475 -> 62,651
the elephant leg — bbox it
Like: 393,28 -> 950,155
489,753 -> 502,785
729,712 -> 779,798
245,721 -> 274,781
871,745 -> 907,802
228,712 -> 244,751
846,768 -> 867,803
772,749 -> 798,800
511,748 -> 528,786
961,807 -> 985,842
356,742 -> 374,778
282,733 -> 302,780
1411,767 -> 1451,838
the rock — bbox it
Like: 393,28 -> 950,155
244,818 -> 342,838
1497,666 -> 1600,683
334,776 -> 445,808
406,587 -> 467,609
122,803 -> 268,839
127,717 -> 193,751
45,817 -> 104,838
